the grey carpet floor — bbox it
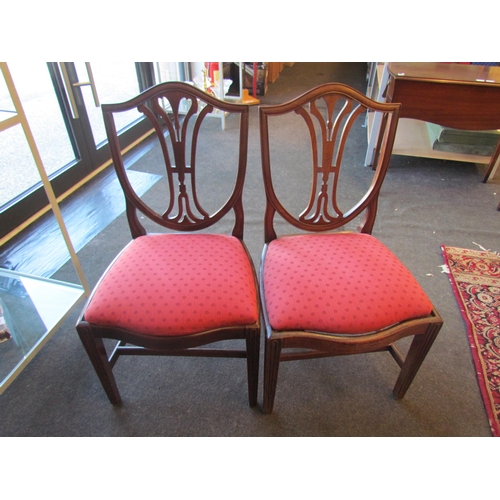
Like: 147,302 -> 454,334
1,62 -> 499,437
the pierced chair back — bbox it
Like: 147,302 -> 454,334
76,82 -> 260,407
259,82 -> 400,241
258,83 -> 442,414
103,81 -> 250,239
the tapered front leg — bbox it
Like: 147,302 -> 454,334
393,321 -> 442,399
77,324 -> 122,405
263,337 -> 283,414
246,327 -> 261,407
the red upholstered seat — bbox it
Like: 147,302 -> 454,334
263,233 -> 433,334
85,234 -> 259,336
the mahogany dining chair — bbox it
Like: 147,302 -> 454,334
258,83 -> 443,414
76,81 -> 260,407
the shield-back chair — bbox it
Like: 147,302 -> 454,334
259,83 -> 443,414
76,81 -> 260,406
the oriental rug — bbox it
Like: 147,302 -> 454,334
442,245 -> 500,437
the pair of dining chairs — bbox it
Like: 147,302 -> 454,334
76,81 -> 443,414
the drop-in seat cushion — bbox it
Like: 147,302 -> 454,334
84,234 -> 259,336
263,233 -> 433,334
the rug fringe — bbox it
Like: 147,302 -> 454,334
472,241 -> 499,256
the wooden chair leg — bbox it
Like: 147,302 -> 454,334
263,337 -> 282,414
393,321 -> 442,399
245,328 -> 260,407
76,326 -> 122,405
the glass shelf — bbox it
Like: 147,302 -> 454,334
0,268 -> 85,394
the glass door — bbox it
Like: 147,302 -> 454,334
0,62 -> 155,240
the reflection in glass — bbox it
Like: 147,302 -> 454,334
0,268 -> 84,393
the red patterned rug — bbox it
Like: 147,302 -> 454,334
442,245 -> 500,437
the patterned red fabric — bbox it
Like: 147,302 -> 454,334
263,233 -> 433,334
84,234 -> 259,336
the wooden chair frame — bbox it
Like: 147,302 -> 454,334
76,81 -> 260,407
259,83 -> 443,414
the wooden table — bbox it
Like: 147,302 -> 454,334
385,62 -> 500,185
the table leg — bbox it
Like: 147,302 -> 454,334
482,138 -> 500,183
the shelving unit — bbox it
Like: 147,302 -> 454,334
153,62 -> 244,130
209,62 -> 244,130
185,62 -> 244,130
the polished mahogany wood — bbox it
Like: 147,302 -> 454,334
260,83 -> 401,241
259,82 -> 443,414
102,82 -> 250,238
386,62 -> 500,187
76,81 -> 260,407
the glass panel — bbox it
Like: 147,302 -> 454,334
0,268 -> 84,394
0,62 -> 77,208
0,124 -> 43,207
154,62 -> 183,83
0,68 -> 16,117
76,62 -> 142,147
1,63 -> 77,174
